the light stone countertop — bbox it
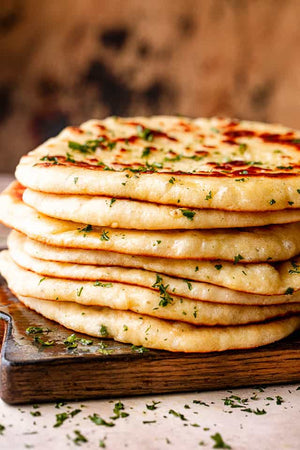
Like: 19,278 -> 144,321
0,174 -> 299,449
0,385 -> 299,450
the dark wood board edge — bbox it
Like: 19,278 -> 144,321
1,306 -> 299,404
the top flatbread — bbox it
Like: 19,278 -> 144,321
16,116 -> 300,211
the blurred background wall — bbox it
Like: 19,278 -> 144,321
0,0 -> 299,172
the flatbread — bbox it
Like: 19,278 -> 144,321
23,187 -> 300,229
2,182 -> 300,262
16,294 -> 300,352
10,231 -> 300,296
15,116 -> 300,211
2,251 -> 300,326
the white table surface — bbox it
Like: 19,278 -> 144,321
0,175 -> 299,449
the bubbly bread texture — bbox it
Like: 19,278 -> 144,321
16,116 -> 300,211
1,182 -> 300,263
16,295 -> 300,352
9,231 -> 300,296
23,187 -> 300,229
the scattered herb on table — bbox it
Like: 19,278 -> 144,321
146,401 -> 161,410
193,400 -> 209,407
111,401 -> 129,419
73,429 -> 88,445
89,414 -> 115,427
168,409 -> 187,421
211,432 -> 231,449
54,412 -> 69,428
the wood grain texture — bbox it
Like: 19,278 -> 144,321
0,276 -> 299,405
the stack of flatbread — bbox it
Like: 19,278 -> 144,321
0,116 -> 300,352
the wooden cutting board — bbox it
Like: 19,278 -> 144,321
0,276 -> 299,405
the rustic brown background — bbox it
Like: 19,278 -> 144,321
0,0 -> 299,173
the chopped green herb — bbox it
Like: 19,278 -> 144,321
55,401 -> 66,409
195,266 -> 199,272
30,411 -> 41,417
99,439 -> 106,448
97,341 -> 113,355
193,400 -> 209,407
214,264 -> 223,271
100,230 -> 110,241
146,401 -> 161,410
288,261 -> 300,274
77,286 -> 83,297
66,152 -> 75,163
152,274 -> 174,307
253,408 -> 266,415
276,395 -> 284,405
94,281 -> 113,288
131,345 -> 149,353
64,334 -> 78,349
233,254 -> 244,265
54,412 -> 69,427
111,401 -> 129,419
79,338 -> 93,346
107,141 -> 116,150
33,336 -> 54,347
137,125 -> 154,142
181,209 -> 196,220
68,139 -> 104,154
99,325 -> 109,337
73,429 -> 88,445
40,155 -> 58,164
238,143 -> 248,154
78,224 -> 93,233
285,287 -> 294,295
38,277 -> 46,285
73,177 -> 78,184
168,409 -> 187,421
223,395 -> 248,408
0,424 -> 5,435
123,325 -> 128,331
185,280 -> 193,290
169,176 -> 176,184
141,147 -> 152,158
109,198 -> 116,207
269,199 -> 276,205
89,414 -> 115,427
211,432 -> 231,449
211,127 -> 220,134
143,420 -> 157,424
205,191 -> 212,201
26,326 -> 44,335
